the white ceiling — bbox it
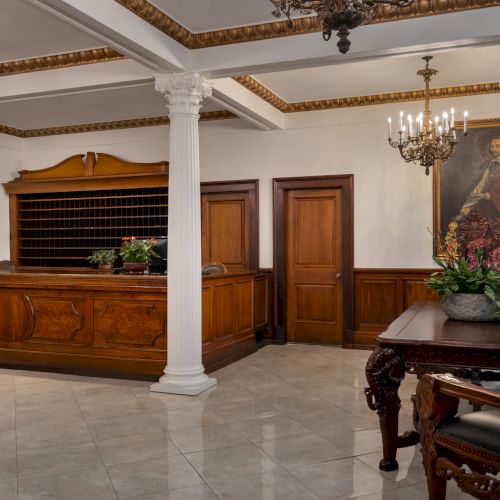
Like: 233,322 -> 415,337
0,0 -> 106,63
1,1 -> 500,132
254,45 -> 500,102
0,85 -> 223,129
148,0 -> 307,33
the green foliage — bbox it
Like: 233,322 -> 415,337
119,237 -> 159,264
426,256 -> 500,317
87,249 -> 116,265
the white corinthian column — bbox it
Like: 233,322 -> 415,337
150,72 -> 217,395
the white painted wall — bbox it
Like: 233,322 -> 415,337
4,92 -> 500,268
0,134 -> 23,260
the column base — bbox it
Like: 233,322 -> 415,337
150,374 -> 217,396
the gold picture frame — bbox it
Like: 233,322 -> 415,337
433,118 -> 500,256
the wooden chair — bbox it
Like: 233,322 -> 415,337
415,373 -> 500,500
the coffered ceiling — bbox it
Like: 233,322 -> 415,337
147,0 -> 307,33
0,0 -> 499,135
254,45 -> 500,102
0,0 -> 105,62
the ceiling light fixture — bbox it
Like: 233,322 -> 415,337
269,0 -> 414,53
387,56 -> 469,176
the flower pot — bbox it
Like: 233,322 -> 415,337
442,293 -> 498,321
123,262 -> 148,274
98,262 -> 113,272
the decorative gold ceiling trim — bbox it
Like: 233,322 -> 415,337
232,76 -> 288,112
0,48 -> 125,76
234,77 -> 500,112
115,0 -> 500,48
0,124 -> 25,138
115,0 -> 197,48
0,111 -> 236,138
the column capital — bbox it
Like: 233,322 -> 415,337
154,72 -> 212,99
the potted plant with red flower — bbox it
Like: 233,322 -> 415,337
119,237 -> 159,274
426,219 -> 500,321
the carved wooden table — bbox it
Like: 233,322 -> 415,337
364,300 -> 500,471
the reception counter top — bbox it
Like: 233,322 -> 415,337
0,270 -> 271,378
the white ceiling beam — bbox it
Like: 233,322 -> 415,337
0,60 -> 154,101
210,78 -> 284,130
22,0 -> 190,72
191,8 -> 500,77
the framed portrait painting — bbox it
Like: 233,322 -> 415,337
433,119 -> 500,254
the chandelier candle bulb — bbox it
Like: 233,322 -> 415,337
399,111 -> 404,132
388,117 -> 392,139
407,115 -> 413,137
451,108 -> 455,128
464,111 -> 468,134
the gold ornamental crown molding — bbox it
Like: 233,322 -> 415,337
232,76 -> 288,112
234,76 -> 500,112
115,0 -> 500,48
0,48 -> 125,77
0,111 -> 236,138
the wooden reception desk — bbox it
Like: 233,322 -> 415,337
0,270 -> 270,378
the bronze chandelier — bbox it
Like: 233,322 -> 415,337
387,56 -> 469,175
269,0 -> 414,53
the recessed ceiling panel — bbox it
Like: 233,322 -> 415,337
254,46 -> 500,102
149,0 -> 307,33
0,0 -> 107,62
0,85 -> 223,129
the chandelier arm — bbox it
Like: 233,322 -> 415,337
272,0 -> 418,52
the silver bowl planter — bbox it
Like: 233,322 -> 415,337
442,293 -> 498,322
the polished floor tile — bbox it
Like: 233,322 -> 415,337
185,443 -> 278,481
229,414 -> 312,443
168,423 -> 248,453
208,468 -> 320,500
95,432 -> 180,466
128,484 -> 218,500
0,344 -> 463,500
18,468 -> 118,500
86,413 -> 163,441
17,441 -> 102,478
16,418 -> 92,451
286,457 -> 399,499
0,480 -> 17,500
107,455 -> 202,499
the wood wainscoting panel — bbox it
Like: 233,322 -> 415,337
211,283 -> 237,340
404,280 -> 437,309
359,279 -> 398,327
202,286 -> 212,345
17,294 -> 89,345
93,298 -> 166,349
236,279 -> 254,333
205,198 -> 246,267
0,271 -> 264,377
353,269 -> 437,347
201,180 -> 258,270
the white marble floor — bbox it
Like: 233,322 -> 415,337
0,344 -> 472,500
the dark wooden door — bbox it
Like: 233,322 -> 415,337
285,188 -> 343,344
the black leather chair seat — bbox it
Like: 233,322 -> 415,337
437,409 -> 500,455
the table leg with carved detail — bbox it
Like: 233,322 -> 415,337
364,346 -> 406,471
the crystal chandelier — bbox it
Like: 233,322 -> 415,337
387,56 -> 469,176
269,0 -> 414,53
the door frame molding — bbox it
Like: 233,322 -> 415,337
272,175 -> 354,346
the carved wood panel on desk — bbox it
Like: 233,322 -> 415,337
0,271 -> 263,377
353,269 -> 438,347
